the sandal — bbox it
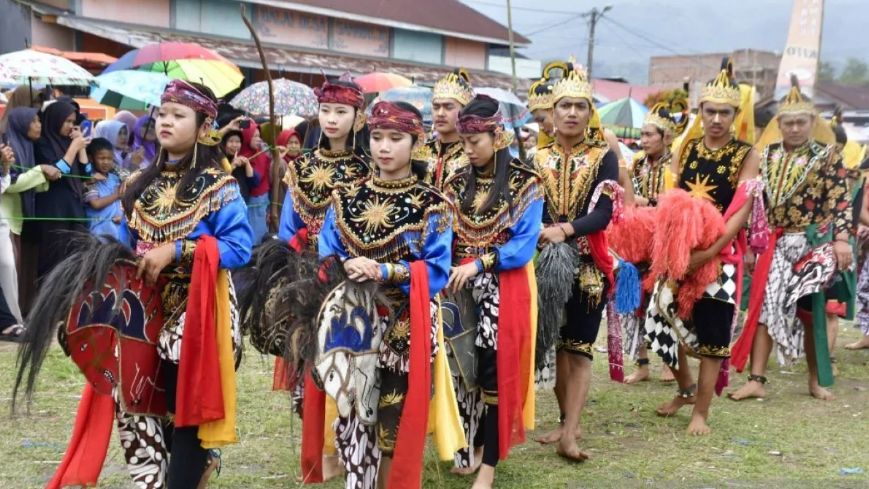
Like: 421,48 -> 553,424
0,324 -> 25,343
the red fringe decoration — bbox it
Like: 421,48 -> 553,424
647,190 -> 726,320
607,206 -> 658,264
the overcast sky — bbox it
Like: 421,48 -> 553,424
461,0 -> 868,83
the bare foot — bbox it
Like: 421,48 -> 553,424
451,447 -> 483,475
535,426 -> 562,444
809,383 -> 836,401
535,425 -> 581,444
659,366 -> 676,382
296,456 -> 343,483
624,366 -> 650,384
686,413 -> 712,436
655,394 -> 695,417
556,436 -> 589,463
323,455 -> 343,482
727,380 -> 766,401
845,336 -> 869,350
471,482 -> 492,489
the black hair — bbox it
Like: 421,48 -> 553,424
87,137 -> 114,158
317,79 -> 370,158
457,96 -> 513,214
220,130 -> 244,160
832,124 -> 847,145
377,101 -> 428,180
122,82 -> 224,217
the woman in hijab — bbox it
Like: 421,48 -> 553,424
239,121 -> 271,244
94,120 -> 131,172
31,100 -> 91,279
113,110 -> 138,143
0,107 -> 58,317
130,114 -> 158,169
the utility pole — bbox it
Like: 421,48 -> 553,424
583,5 -> 612,79
505,0 -> 526,161
506,0 -> 518,94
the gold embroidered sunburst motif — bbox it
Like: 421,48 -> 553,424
686,174 -> 718,202
150,184 -> 178,216
300,165 -> 336,192
352,196 -> 397,234
472,189 -> 491,212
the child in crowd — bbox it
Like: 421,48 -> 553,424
83,138 -> 123,241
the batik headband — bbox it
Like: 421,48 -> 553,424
457,96 -> 503,134
367,101 -> 425,137
315,79 -> 364,109
161,79 -> 217,119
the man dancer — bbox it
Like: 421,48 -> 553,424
647,61 -> 759,435
421,68 -> 474,190
730,80 -> 852,402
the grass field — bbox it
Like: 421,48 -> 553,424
1,326 -> 867,488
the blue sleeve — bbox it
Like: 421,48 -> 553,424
318,205 -> 349,261
204,195 -> 254,269
56,159 -> 71,174
397,211 -> 452,298
248,170 -> 261,189
277,188 -> 307,242
494,196 -> 544,272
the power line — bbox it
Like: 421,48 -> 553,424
525,13 -> 584,36
464,0 -> 582,15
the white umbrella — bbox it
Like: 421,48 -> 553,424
0,49 -> 94,86
474,86 -> 531,129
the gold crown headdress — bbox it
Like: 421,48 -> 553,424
777,74 -> 815,116
643,102 -> 678,134
551,63 -> 593,104
527,61 -> 568,111
700,58 -> 741,107
432,68 -> 475,106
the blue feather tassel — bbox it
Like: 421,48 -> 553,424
614,260 -> 641,314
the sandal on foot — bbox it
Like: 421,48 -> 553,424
0,324 -> 25,343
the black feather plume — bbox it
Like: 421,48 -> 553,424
13,233 -> 135,412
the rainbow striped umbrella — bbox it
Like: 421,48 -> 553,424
103,42 -> 242,98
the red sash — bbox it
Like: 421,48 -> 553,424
386,261 -> 432,489
175,236 -> 225,426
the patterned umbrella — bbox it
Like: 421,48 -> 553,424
90,70 -> 168,110
375,86 -> 433,124
474,86 -> 531,129
0,49 -> 94,86
597,97 -> 648,129
229,78 -> 318,118
103,42 -> 242,98
355,72 -> 413,94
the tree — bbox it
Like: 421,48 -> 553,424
838,58 -> 869,86
818,61 -> 836,82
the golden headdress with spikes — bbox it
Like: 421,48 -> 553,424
643,102 -> 678,134
528,61 -> 568,111
777,74 -> 815,116
700,58 -> 741,107
551,63 -> 593,104
432,68 -> 475,106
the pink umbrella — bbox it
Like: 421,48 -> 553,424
355,72 -> 413,94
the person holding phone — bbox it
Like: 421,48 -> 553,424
30,101 -> 91,279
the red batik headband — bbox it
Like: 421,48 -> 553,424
315,79 -> 364,109
368,101 -> 425,138
161,79 -> 218,119
457,95 -> 503,134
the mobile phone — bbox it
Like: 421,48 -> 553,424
80,120 -> 93,139
239,119 -> 250,129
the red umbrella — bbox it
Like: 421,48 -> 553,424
131,42 -> 227,66
355,72 -> 413,94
